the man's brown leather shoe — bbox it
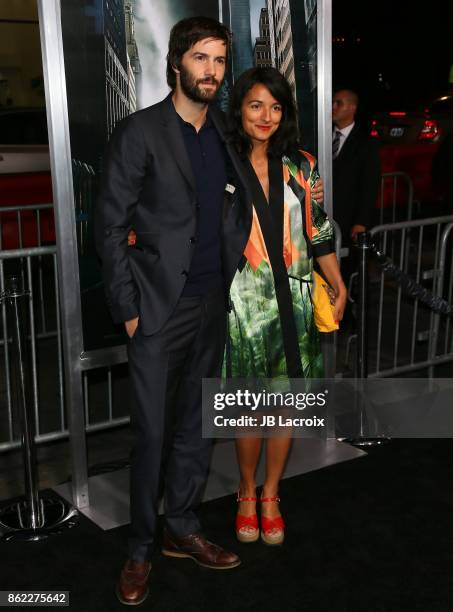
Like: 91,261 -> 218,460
116,559 -> 151,606
162,530 -> 241,570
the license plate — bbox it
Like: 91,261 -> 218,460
390,127 -> 405,137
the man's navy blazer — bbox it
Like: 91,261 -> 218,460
332,123 -> 381,246
95,94 -> 251,336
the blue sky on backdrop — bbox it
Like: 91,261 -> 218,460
250,0 -> 266,43
135,0 -> 267,107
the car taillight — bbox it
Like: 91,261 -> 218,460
370,119 -> 379,138
418,119 -> 441,141
389,111 -> 407,117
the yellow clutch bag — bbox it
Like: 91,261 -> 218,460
312,270 -> 339,333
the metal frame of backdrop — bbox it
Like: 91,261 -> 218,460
37,0 -> 333,510
317,0 -> 336,412
37,0 -> 88,509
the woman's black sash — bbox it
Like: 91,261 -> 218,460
243,156 -> 303,378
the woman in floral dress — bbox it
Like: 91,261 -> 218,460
225,67 -> 347,545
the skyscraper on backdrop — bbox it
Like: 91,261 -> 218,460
254,8 -> 272,68
266,0 -> 317,153
222,0 -> 254,81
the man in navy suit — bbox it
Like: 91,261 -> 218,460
332,88 -> 381,247
96,17 -> 248,605
332,88 -> 381,292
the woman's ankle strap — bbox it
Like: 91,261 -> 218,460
237,490 -> 257,502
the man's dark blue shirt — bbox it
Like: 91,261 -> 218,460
177,111 -> 227,296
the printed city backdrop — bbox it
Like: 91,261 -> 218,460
60,0 -> 318,350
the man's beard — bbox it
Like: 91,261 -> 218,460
179,64 -> 220,103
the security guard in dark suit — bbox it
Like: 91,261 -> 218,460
332,88 -> 381,289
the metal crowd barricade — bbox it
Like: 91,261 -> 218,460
0,245 -> 131,452
0,203 -> 55,250
378,171 -> 414,225
0,204 -> 131,455
0,274 -> 78,540
331,219 -> 341,260
0,244 -> 64,452
2,209 -> 452,456
367,214 -> 453,377
428,222 -> 453,376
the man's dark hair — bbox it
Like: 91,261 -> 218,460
226,67 -> 300,158
166,16 -> 231,89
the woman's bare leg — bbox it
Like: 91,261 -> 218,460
235,437 -> 262,518
261,436 -> 292,519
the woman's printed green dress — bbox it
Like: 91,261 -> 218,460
226,150 -> 335,379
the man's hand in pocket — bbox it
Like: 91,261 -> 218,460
125,317 -> 139,338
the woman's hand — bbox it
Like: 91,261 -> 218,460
311,178 -> 324,204
316,252 -> 347,325
128,229 -> 137,246
333,283 -> 347,324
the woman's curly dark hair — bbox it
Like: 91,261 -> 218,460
226,67 -> 300,158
